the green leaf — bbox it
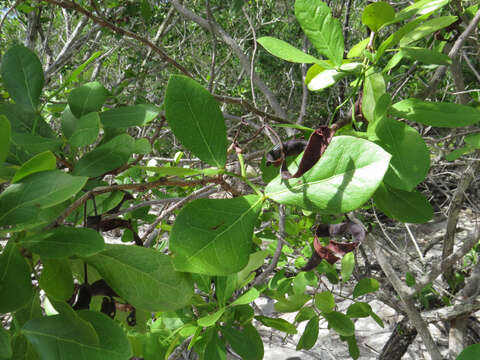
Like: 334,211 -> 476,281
135,166 -> 204,177
295,307 -> 317,323
170,195 -> 263,275
265,136 -> 391,214
373,182 -> 433,223
68,81 -> 108,118
353,278 -> 379,298
72,134 -> 134,177
20,227 -> 105,258
141,0 -> 152,21
0,326 -> 12,359
347,38 -> 369,59
215,274 -> 237,307
346,302 -> 371,318
362,2 -> 395,32
0,242 -> 33,313
99,105 -> 160,128
203,328 -> 226,360
64,52 -> 102,87
231,288 -> 260,306
295,0 -> 344,67
400,47 -> 452,65
132,138 -> 151,154
315,291 -> 335,313
86,244 -> 194,312
221,324 -> 263,360
10,132 -> 63,157
257,37 -> 328,66
362,71 -> 386,123
39,259 -> 74,301
0,115 -> 11,165
306,63 -> 362,91
369,117 -> 430,191
0,170 -> 87,226
465,133 -> 480,148
165,75 -> 227,168
457,344 -> 480,360
198,308 -> 226,327
23,310 -> 132,360
69,112 -> 100,148
399,16 -> 458,47
12,150 -> 56,183
345,335 -> 360,359
274,293 -> 311,313
1,45 -> 44,112
341,252 -> 355,282
0,103 -> 53,138
395,0 -> 449,24
391,99 -> 480,128
296,316 -> 319,350
255,316 -> 297,334
324,311 -> 355,336
237,250 -> 269,287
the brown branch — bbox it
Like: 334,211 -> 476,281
41,0 -> 192,77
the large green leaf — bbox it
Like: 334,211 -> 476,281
39,259 -> 74,301
12,150 -> 56,183
69,112 -> 100,148
306,63 -> 362,91
353,278 -> 379,298
391,99 -> 480,127
400,47 -> 452,65
265,136 -> 391,214
315,291 -> 335,313
257,37 -> 328,66
294,0 -> 344,67
10,132 -> 63,159
255,316 -> 297,334
0,104 -> 53,138
165,75 -> 227,168
369,117 -> 430,191
68,82 -> 108,118
399,16 -> 457,47
20,227 -> 104,258
0,326 -> 12,359
457,344 -> 480,360
362,2 -> 395,32
221,324 -> 263,360
72,134 -> 134,177
0,242 -> 33,313
0,115 -> 11,165
373,182 -> 433,223
100,104 -> 160,128
203,328 -> 226,360
274,293 -> 311,313
0,45 -> 44,112
170,195 -> 263,275
86,244 -> 194,312
0,170 -> 87,226
394,0 -> 449,24
23,311 -> 132,360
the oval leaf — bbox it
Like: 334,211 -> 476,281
69,112 -> 100,147
353,278 -> 379,298
294,0 -> 344,67
457,344 -> 480,360
23,310 -> 132,360
362,2 -> 395,32
315,291 -> 335,313
255,316 -> 297,334
72,134 -> 134,177
369,117 -> 430,191
0,326 -> 12,359
165,75 -> 227,168
68,81 -> 108,118
341,252 -> 355,282
296,316 -> 319,350
346,302 -> 371,318
86,244 -> 194,312
221,324 -> 263,360
391,99 -> 480,128
39,259 -> 74,301
12,150 -> 56,183
20,227 -> 105,258
0,45 -> 44,112
400,47 -> 452,65
274,293 -> 311,313
324,311 -> 355,336
0,242 -> 33,313
362,71 -> 386,123
257,37 -> 325,65
198,308 -> 226,327
399,16 -> 458,47
170,195 -> 263,275
0,170 -> 87,226
373,182 -> 433,223
231,287 -> 260,306
265,136 -> 391,214
99,105 -> 160,128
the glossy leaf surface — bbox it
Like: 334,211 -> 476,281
12,151 -> 56,183
86,244 -> 194,311
362,2 -> 395,32
69,112 -> 100,148
257,37 -> 327,65
170,195 -> 263,275
323,312 -> 355,336
68,82 -> 108,118
99,105 -> 160,128
265,136 -> 391,214
399,16 -> 457,47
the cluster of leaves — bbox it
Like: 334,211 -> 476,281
1,1 -> 480,359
